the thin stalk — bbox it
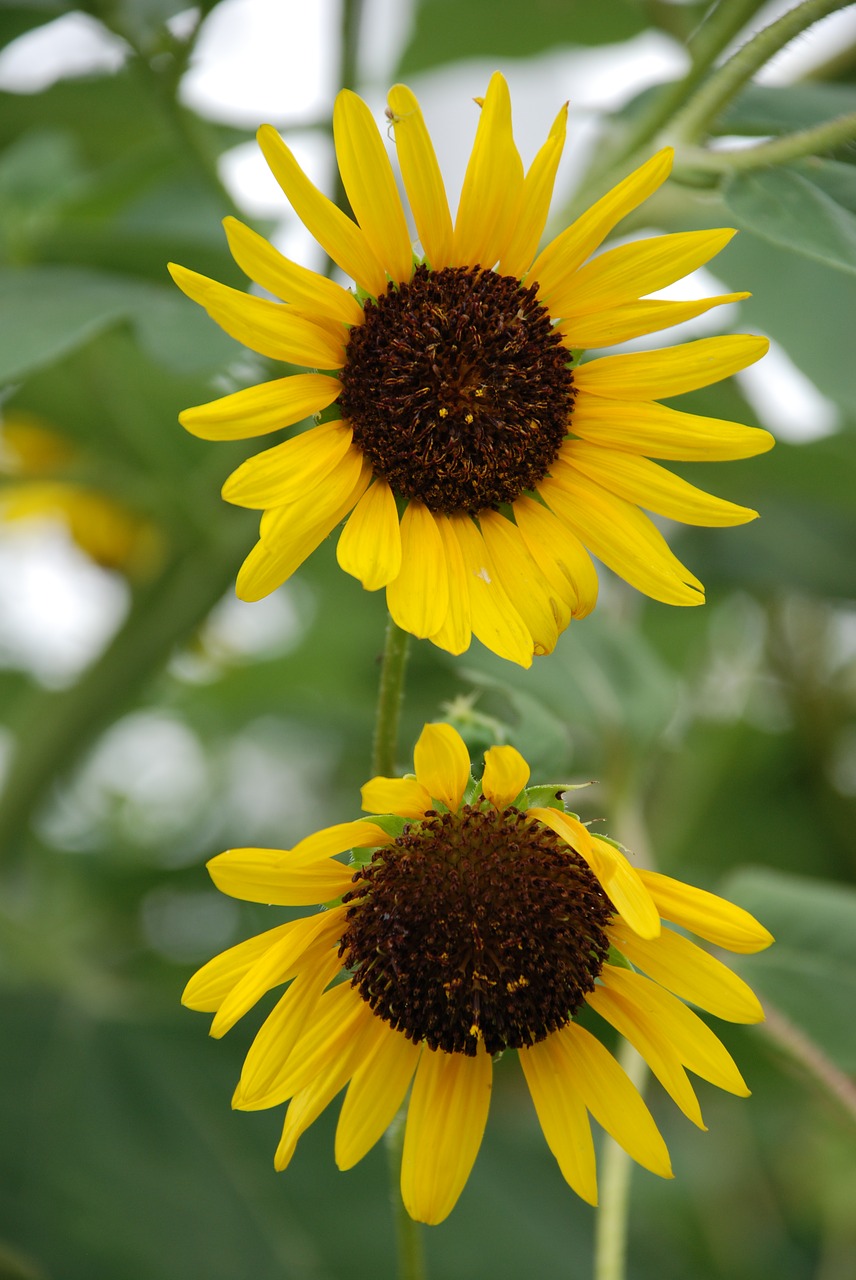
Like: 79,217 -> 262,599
593,1043 -> 648,1280
598,0 -> 767,178
674,109 -> 856,175
669,0 -> 854,144
385,1113 -> 427,1280
763,1002 -> 856,1126
372,615 -> 411,780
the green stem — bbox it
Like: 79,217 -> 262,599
385,1113 -> 427,1280
372,615 -> 411,780
674,109 -> 856,175
669,0 -> 854,145
595,0 -> 767,180
762,1001 -> 856,1125
593,1043 -> 648,1280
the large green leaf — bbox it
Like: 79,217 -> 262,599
397,0 -> 646,76
717,81 -> 856,137
722,165 -> 856,278
722,867 -> 856,1074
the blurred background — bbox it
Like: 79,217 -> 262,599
1,1 -> 855,1277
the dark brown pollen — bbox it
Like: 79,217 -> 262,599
338,804 -> 612,1056
338,265 -> 575,514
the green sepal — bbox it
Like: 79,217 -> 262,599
356,812 -> 408,838
606,944 -> 633,971
523,784 -> 567,811
463,774 -> 480,806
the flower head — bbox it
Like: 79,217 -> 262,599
170,74 -> 771,666
183,723 -> 773,1224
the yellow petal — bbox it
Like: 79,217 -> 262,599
450,514 -> 533,667
546,229 -> 735,317
573,334 -> 770,401
413,722 -> 471,811
428,513 -> 472,656
589,836 -> 661,940
180,373 -> 341,442
479,510 -> 562,654
257,123 -> 387,297
210,908 -> 345,1038
531,147 -> 673,297
255,981 -> 373,1110
499,102 -> 568,279
236,950 -> 341,1106
560,1023 -> 673,1178
181,921 -> 297,1012
560,442 -> 757,527
401,1044 -> 493,1225
273,1010 -> 384,1168
586,982 -> 706,1129
481,744 -> 530,810
223,216 -> 364,325
222,421 -> 353,509
236,452 -> 370,601
168,263 -> 345,367
289,819 -> 392,862
360,776 -> 432,818
513,495 -> 599,618
336,478 -> 402,589
527,806 -> 593,861
386,502 -> 450,638
600,965 -> 750,1096
336,1025 -> 421,1170
333,89 -> 414,284
558,293 -> 750,350
540,472 -> 705,607
608,922 -> 765,1024
569,390 -> 775,461
388,83 -> 454,269
453,72 -> 523,269
207,846 -> 354,906
518,1034 -> 598,1204
637,870 -> 774,954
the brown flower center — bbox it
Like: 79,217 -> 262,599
338,265 -> 574,515
339,804 -> 611,1056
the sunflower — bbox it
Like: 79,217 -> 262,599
170,73 -> 771,667
183,722 -> 772,1225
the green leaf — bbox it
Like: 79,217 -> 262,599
718,82 -> 856,138
722,165 -> 856,277
397,0 -> 646,75
722,867 -> 856,1073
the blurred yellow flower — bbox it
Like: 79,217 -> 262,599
184,723 -> 773,1225
0,411 -> 162,574
172,73 -> 771,667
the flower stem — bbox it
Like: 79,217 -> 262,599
372,614 -> 411,779
673,109 -> 856,176
593,1043 -> 648,1280
385,1113 -> 427,1280
669,0 -> 854,145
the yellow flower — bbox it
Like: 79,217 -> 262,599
0,412 -> 162,574
170,73 -> 771,667
183,723 -> 772,1225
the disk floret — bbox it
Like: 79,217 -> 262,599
339,802 -> 612,1055
339,265 -> 575,514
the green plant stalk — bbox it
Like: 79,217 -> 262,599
674,109 -> 856,175
372,615 -> 411,797
385,1112 -> 427,1280
0,523 -> 251,862
596,0 -> 767,180
669,0 -> 854,144
593,1043 -> 648,1280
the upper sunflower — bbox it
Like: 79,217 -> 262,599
170,73 -> 772,667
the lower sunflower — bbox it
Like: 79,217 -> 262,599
183,724 -> 772,1225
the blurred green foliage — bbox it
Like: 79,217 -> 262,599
0,1 -> 855,1278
